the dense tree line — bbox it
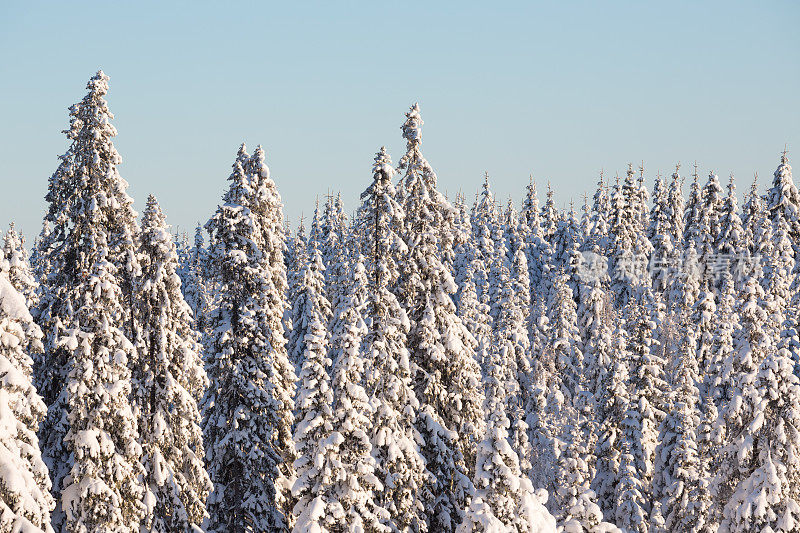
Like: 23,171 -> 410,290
0,71 -> 798,532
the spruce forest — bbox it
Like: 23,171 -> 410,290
1,70 -> 799,533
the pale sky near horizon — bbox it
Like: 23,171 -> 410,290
1,1 -> 798,243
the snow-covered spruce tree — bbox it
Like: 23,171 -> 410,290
715,175 -> 745,259
682,165 -> 703,248
29,220 -> 51,298
763,205 -> 795,339
396,103 -> 456,265
503,198 -> 524,260
608,167 -> 651,308
666,165 -> 685,250
648,172 -> 676,295
291,244 -> 335,530
713,272 -> 741,406
488,199 -> 512,324
591,324 -> 630,519
766,149 -> 800,248
520,178 -> 541,240
307,198 -> 324,255
634,163 -> 649,232
313,255 -> 391,532
397,103 -> 482,531
452,192 -> 474,305
359,147 -> 427,532
555,421 -> 621,533
179,224 -> 212,337
203,148 -> 294,532
647,171 -> 666,245
713,268 -> 768,504
580,194 -> 592,243
320,192 -> 349,311
692,287 -> 717,396
540,182 -> 559,243
613,438 -> 648,533
578,275 -> 615,420
470,173 -> 501,308
134,195 -> 211,531
286,216 -> 308,351
520,178 -> 551,292
0,265 -> 54,532
741,175 -> 770,259
651,333 -> 712,533
552,206 -> 582,270
289,239 -> 332,371
718,318 -> 800,532
453,192 -> 477,312
546,270 -> 584,403
3,224 -> 38,309
494,257 -> 533,478
459,360 -> 557,533
624,164 -> 652,259
35,71 -> 144,532
625,288 -> 669,496
453,255 -> 490,473
34,71 -> 139,405
356,147 -> 407,293
694,171 -> 724,287
588,172 -> 611,255
245,144 -> 298,519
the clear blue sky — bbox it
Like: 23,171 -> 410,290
1,1 -> 798,242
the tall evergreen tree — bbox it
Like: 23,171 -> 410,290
520,178 -> 551,292
555,421 -> 620,533
289,241 -> 332,370
134,196 -> 211,531
0,266 -> 54,532
716,175 -> 744,259
459,361 -> 557,533
203,147 -> 295,532
741,176 -> 768,258
648,172 -> 676,294
694,171 -> 724,287
453,254 -> 490,473
35,71 -> 144,532
540,183 -> 559,243
471,174 -> 500,308
245,144 -> 298,519
2,224 -> 38,309
609,167 -> 650,308
179,224 -> 212,337
360,147 -> 428,532
683,164 -> 703,247
766,149 -> 800,248
290,245 -> 334,531
546,271 -> 584,402
318,255 -> 391,531
613,440 -> 648,533
592,324 -> 630,519
320,192 -> 349,306
718,322 -> 800,532
587,172 -> 611,254
494,258 -> 533,478
397,104 -> 481,531
652,334 -> 711,533
666,165 -> 685,250
623,288 -> 669,507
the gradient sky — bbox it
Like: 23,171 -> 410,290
1,1 -> 798,243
